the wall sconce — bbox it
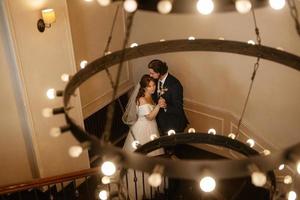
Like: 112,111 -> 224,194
37,8 -> 56,32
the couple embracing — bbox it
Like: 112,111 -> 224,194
123,59 -> 189,155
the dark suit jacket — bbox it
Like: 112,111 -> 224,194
153,74 -> 189,135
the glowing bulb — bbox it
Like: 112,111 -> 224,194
80,60 -> 88,69
130,43 -> 138,48
276,47 -> 284,51
296,161 -> 300,174
251,171 -> 267,187
246,138 -> 255,147
148,173 -> 162,187
283,175 -> 292,184
46,88 -> 56,99
85,0 -> 93,2
159,39 -> 166,42
50,127 -> 61,138
247,40 -> 255,45
150,134 -> 158,140
97,0 -> 111,6
235,0 -> 252,14
167,129 -> 176,136
132,140 -> 140,149
101,176 -> 111,184
188,36 -> 195,40
199,176 -> 216,192
69,145 -> 83,158
124,0 -> 137,13
188,128 -> 196,133
218,37 -> 225,40
228,133 -> 236,139
208,128 -> 216,135
278,164 -> 285,170
269,0 -> 285,10
196,0 -> 214,15
104,51 -> 111,55
157,0 -> 172,14
99,190 -> 108,200
287,191 -> 297,200
61,73 -> 70,82
101,161 -> 116,176
42,108 -> 53,118
263,149 -> 271,155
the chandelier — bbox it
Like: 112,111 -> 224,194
43,0 -> 300,199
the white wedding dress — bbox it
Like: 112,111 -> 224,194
122,104 -> 165,199
123,103 -> 163,156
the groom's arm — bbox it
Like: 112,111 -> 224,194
165,82 -> 184,115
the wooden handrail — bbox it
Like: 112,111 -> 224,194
0,167 -> 100,195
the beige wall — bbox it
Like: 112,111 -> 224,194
0,0 -> 90,185
67,1 -> 133,118
129,6 -> 300,150
0,3 -> 33,185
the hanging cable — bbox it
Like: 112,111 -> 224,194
287,0 -> 300,37
102,12 -> 136,142
236,4 -> 262,138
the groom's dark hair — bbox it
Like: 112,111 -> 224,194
148,59 -> 168,75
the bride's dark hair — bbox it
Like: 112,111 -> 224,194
136,74 -> 155,105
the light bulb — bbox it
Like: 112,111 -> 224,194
218,37 -> 225,40
130,43 -> 138,48
99,190 -> 108,200
159,39 -> 166,42
101,161 -> 116,176
50,127 -> 61,138
188,128 -> 196,133
262,149 -> 271,155
80,60 -> 88,69
42,108 -> 53,118
97,0 -> 111,6
228,133 -> 236,139
167,129 -> 176,136
157,0 -> 172,14
235,0 -> 252,14
278,164 -> 285,170
61,73 -> 70,82
188,36 -> 195,40
46,88 -> 56,99
101,176 -> 111,184
69,145 -> 83,158
104,51 -> 111,55
247,40 -> 255,45
246,138 -> 255,147
196,0 -> 214,15
297,161 -> 300,174
150,134 -> 158,140
148,173 -> 162,187
124,0 -> 137,13
131,140 -> 140,149
287,191 -> 297,200
284,175 -> 292,184
208,128 -> 216,135
85,0 -> 93,2
199,176 -> 216,192
251,171 -> 267,187
269,0 -> 285,10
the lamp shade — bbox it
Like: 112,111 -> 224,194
42,8 -> 56,24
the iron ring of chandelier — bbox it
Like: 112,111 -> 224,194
62,39 -> 300,189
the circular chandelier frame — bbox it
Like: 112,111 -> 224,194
62,39 -> 300,193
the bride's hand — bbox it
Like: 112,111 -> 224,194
158,97 -> 167,108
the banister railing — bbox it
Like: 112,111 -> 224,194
0,167 -> 99,195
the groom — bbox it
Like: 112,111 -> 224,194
148,59 -> 188,135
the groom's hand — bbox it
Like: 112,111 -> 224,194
158,97 -> 167,108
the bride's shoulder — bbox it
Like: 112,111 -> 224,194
137,97 -> 152,107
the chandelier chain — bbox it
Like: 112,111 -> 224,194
102,12 -> 136,143
287,0 -> 300,36
236,6 -> 262,137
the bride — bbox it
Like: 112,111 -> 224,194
121,74 -> 166,199
122,74 -> 164,156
